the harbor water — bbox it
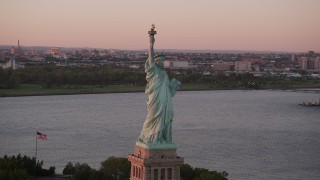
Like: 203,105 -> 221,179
1,90 -> 319,180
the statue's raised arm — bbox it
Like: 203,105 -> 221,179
148,24 -> 156,64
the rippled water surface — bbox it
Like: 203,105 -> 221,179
1,90 -> 320,180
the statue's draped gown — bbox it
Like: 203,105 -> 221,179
138,59 -> 179,144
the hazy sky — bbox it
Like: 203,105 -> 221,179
1,0 -> 319,52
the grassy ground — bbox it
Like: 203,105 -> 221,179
266,80 -> 320,89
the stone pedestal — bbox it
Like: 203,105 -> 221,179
128,144 -> 184,180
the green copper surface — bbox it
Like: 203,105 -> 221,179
137,26 -> 181,149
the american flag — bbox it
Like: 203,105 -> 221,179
36,131 -> 47,140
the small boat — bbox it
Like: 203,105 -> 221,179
299,99 -> 320,107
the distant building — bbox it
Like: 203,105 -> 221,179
164,60 -> 189,69
310,73 -> 320,78
172,61 -> 188,69
0,51 -> 5,61
287,73 -> 302,78
29,56 -> 45,61
72,49 -> 79,56
235,61 -> 251,71
211,62 -> 231,71
291,54 -> 295,62
99,49 -> 111,56
129,65 -> 140,69
1,57 -> 17,69
164,60 -> 171,68
252,64 -> 260,72
298,56 -> 320,71
308,51 -> 315,56
313,57 -> 320,72
298,57 -> 308,70
27,48 -> 37,55
307,57 -> 316,70
47,47 -> 61,55
90,49 -> 99,56
81,49 -> 90,57
10,40 -> 23,55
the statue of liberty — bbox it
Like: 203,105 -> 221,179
137,24 -> 181,147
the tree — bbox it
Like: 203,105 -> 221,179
180,163 -> 228,180
180,163 -> 195,180
73,163 -> 93,180
0,154 -> 55,179
63,161 -> 75,176
100,156 -> 130,180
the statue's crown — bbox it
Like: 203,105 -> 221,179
155,51 -> 165,58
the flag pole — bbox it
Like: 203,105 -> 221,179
35,131 -> 37,180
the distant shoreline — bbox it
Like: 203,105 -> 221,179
0,90 -> 144,97
1,85 -> 319,98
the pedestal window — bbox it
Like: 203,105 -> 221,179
154,169 -> 158,180
161,168 -> 165,179
168,168 -> 172,179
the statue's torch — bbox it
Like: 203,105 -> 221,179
148,24 -> 157,36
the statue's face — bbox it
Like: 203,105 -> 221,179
155,57 -> 164,68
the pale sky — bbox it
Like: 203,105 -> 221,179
1,0 -> 319,52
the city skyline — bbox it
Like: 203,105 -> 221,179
1,0 -> 320,52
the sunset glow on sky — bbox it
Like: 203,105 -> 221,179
1,0 -> 319,52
